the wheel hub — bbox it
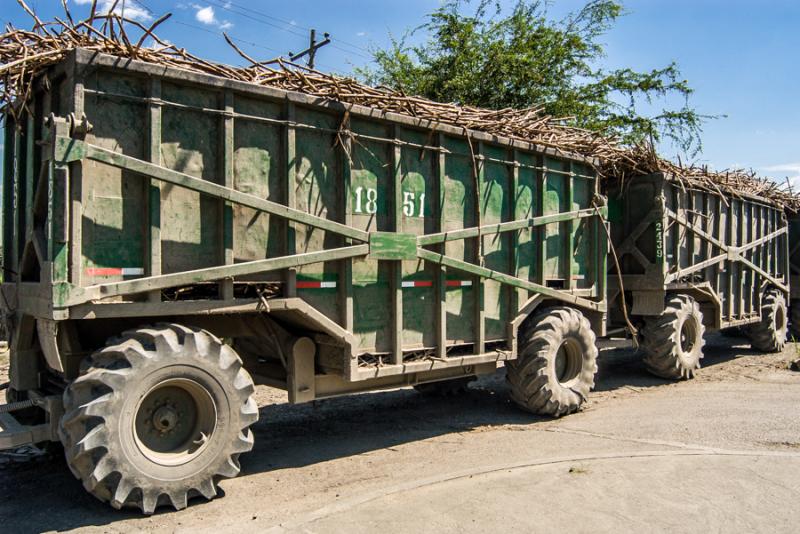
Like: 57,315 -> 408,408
134,378 -> 218,466
152,405 -> 179,434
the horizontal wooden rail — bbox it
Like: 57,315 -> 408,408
416,249 -> 605,312
54,136 -> 370,243
67,245 -> 370,305
417,208 -> 600,246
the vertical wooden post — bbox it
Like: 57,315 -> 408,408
725,198 -> 734,322
147,78 -> 162,302
11,127 -> 20,278
509,149 -> 521,319
536,154 -> 546,286
69,80 -> 84,287
284,100 -> 297,297
435,133 -> 447,358
49,120 -> 71,305
220,90 -> 235,300
340,115 -> 353,332
474,141 -> 485,354
565,161 -> 575,290
391,126 -> 403,364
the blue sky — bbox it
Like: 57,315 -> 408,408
5,0 -> 800,184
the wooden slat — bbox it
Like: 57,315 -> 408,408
73,245 -> 370,305
284,101 -> 297,296
69,78 -> 84,287
147,78 -> 162,302
565,161 -> 575,290
340,115 -> 353,332
474,142 -> 485,354
509,149 -> 521,321
416,249 -> 605,312
535,154 -> 545,286
391,126 -> 403,365
220,90 -> 235,300
435,133 -> 447,359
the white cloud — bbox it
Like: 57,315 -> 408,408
73,0 -> 152,22
195,6 -> 216,25
192,4 -> 233,30
357,31 -> 367,37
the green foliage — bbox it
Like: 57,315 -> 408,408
357,0 -> 715,155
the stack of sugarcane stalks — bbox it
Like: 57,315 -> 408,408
2,0 -> 798,209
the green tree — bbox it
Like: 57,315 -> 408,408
357,0 -> 713,154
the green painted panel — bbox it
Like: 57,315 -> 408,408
160,82 -> 221,274
350,118 -> 391,351
399,128 -> 436,348
515,151 -> 538,284
572,174 -> 591,287
442,135 -> 477,344
232,96 -> 284,277
482,144 -> 511,340
294,106 -> 341,322
82,71 -> 147,284
544,156 -> 566,280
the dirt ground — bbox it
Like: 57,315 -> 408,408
2,333 -> 800,533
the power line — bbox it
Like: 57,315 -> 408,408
173,20 -> 283,57
199,0 -> 374,60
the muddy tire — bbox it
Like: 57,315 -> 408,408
789,299 -> 800,341
641,295 -> 705,380
748,290 -> 788,353
58,324 -> 258,514
506,307 -> 598,417
414,377 -> 474,396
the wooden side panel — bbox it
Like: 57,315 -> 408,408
398,128 -> 437,349
81,71 -> 147,284
159,82 -> 221,274
293,106 -> 341,322
442,135 -> 477,345
349,118 -> 392,352
231,96 -> 284,274
481,144 -> 512,340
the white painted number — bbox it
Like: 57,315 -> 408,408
354,186 -> 378,214
355,187 -> 426,217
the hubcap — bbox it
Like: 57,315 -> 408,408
134,378 -> 217,466
776,306 -> 786,332
680,318 -> 698,354
554,339 -> 582,385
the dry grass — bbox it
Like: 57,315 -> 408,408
1,0 -> 797,208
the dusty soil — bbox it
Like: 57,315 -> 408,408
2,333 -> 800,533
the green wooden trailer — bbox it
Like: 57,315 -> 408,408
0,49 -> 608,513
607,173 -> 789,379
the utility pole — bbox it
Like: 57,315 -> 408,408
289,29 -> 331,69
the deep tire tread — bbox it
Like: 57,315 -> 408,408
506,307 -> 598,418
59,323 -> 257,515
641,295 -> 705,380
748,290 -> 788,353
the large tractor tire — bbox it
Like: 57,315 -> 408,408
414,377 -> 474,396
506,307 -> 598,418
641,294 -> 705,380
59,324 -> 258,515
748,290 -> 788,353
